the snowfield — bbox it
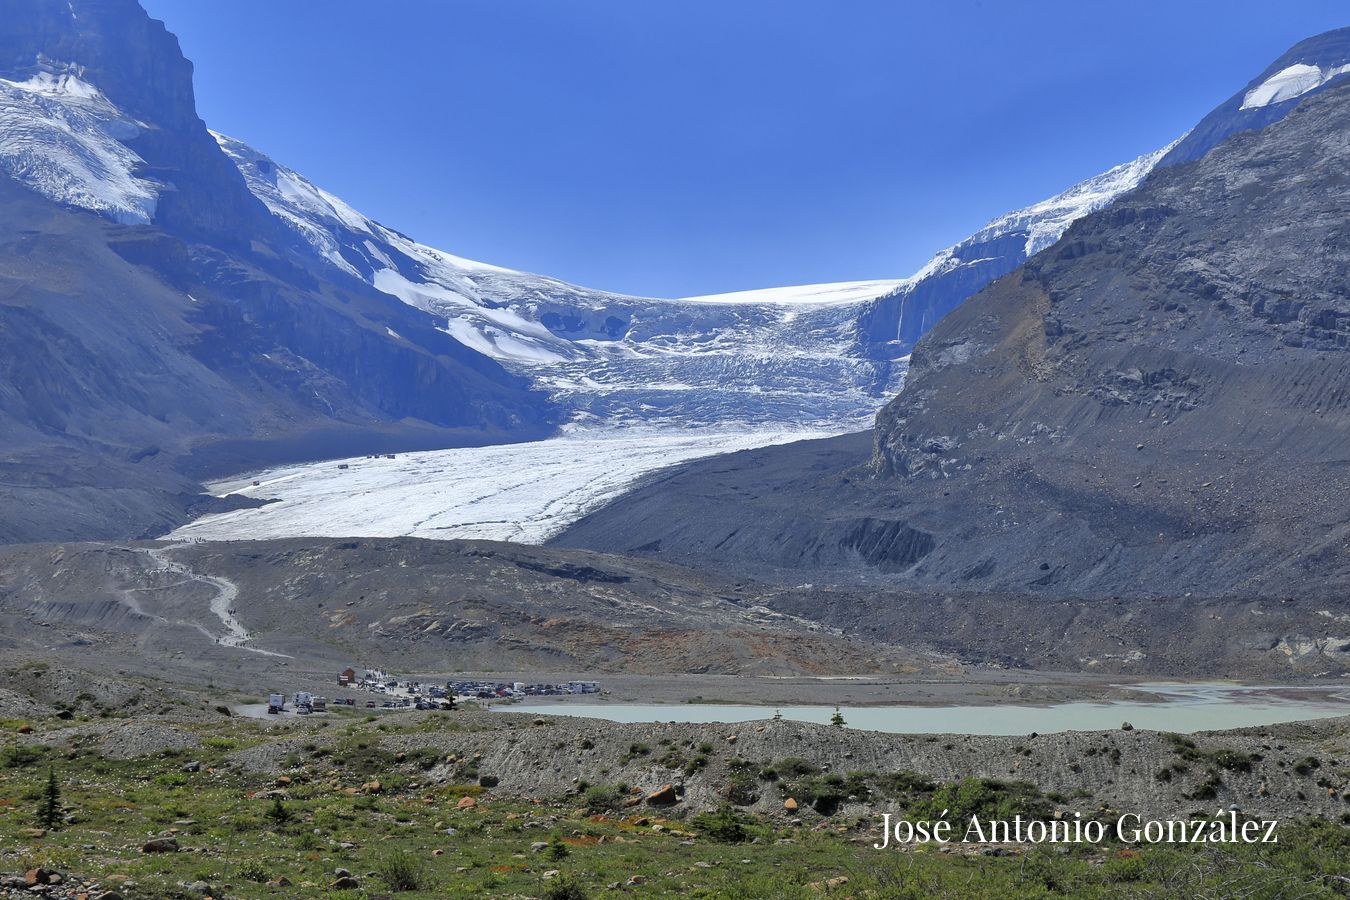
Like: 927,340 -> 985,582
169,428 -> 837,544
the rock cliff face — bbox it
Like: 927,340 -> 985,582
0,0 -> 556,543
557,80 -> 1350,601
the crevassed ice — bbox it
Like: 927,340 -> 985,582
168,427 -> 840,544
1241,62 -> 1350,110
0,69 -> 157,224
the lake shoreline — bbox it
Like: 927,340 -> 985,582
428,669 -> 1350,710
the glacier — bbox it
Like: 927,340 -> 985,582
173,136 -> 1169,543
213,131 -> 918,430
168,427 -> 836,543
0,70 -> 1177,543
0,67 -> 158,224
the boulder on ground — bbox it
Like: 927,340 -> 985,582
24,868 -> 56,887
142,837 -> 179,853
645,783 -> 678,806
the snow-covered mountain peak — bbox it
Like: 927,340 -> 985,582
0,63 -> 157,224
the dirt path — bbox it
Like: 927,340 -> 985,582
138,545 -> 291,658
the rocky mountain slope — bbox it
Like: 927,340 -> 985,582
0,0 -> 556,543
864,81 -> 1350,597
556,40 -> 1350,603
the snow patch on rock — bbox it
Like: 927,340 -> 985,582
0,68 -> 158,223
1241,62 -> 1350,110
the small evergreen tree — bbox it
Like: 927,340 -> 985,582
830,707 -> 846,728
265,795 -> 291,825
36,767 -> 61,830
548,832 -> 569,860
692,804 -> 750,843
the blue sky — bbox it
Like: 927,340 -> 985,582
142,1 -> 1346,298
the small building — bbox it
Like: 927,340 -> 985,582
338,667 -> 356,686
